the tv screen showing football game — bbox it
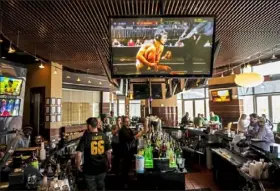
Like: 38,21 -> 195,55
0,76 -> 23,96
110,16 -> 215,78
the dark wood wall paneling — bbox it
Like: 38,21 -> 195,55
146,107 -> 178,127
209,99 -> 243,127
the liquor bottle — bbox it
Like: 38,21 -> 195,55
144,143 -> 153,168
168,148 -> 177,168
30,151 -> 39,169
161,142 -> 167,158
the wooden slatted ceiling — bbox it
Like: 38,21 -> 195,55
1,0 -> 280,76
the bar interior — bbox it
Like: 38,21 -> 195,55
0,0 -> 280,191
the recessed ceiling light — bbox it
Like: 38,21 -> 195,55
99,82 -> 102,85
66,76 -> 71,79
77,78 -> 81,82
88,80 -> 91,84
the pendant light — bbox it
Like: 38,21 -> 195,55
53,68 -> 57,75
39,62 -> 45,69
8,42 -> 15,54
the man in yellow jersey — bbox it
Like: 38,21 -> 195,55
136,28 -> 172,74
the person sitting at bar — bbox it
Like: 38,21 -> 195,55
261,114 -> 273,130
194,114 -> 205,128
210,111 -> 220,123
237,114 -> 250,133
181,112 -> 192,125
248,113 -> 260,137
256,117 -> 275,143
201,114 -> 208,122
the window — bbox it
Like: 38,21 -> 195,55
272,95 -> 280,123
177,100 -> 183,122
113,100 -> 118,117
184,100 -> 194,120
242,96 -> 254,115
195,100 -> 205,117
118,99 -> 125,116
254,80 -> 280,94
253,61 -> 280,76
206,99 -> 209,119
62,89 -> 100,125
183,88 -> 205,99
256,96 -> 269,119
129,100 -> 141,117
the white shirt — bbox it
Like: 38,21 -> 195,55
237,119 -> 250,133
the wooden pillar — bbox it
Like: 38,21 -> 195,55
208,75 -> 243,128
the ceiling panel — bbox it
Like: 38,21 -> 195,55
1,0 -> 279,76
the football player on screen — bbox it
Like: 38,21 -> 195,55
135,29 -> 172,74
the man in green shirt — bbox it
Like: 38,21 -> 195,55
210,111 -> 220,123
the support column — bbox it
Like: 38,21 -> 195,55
24,62 -> 62,141
208,75 -> 243,128
101,91 -> 110,115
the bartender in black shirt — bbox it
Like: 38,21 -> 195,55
76,117 -> 112,191
119,116 -> 148,188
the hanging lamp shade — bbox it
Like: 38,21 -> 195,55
234,72 -> 264,87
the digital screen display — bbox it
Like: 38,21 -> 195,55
211,90 -> 232,102
110,16 -> 215,78
0,76 -> 23,96
133,84 -> 150,99
0,98 -> 21,117
151,84 -> 163,99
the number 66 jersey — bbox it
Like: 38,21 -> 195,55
76,131 -> 111,175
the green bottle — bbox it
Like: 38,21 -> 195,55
144,145 -> 153,168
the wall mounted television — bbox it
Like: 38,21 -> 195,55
0,98 -> 21,117
132,83 -> 150,100
110,16 -> 216,78
151,84 -> 163,99
211,89 -> 232,102
0,76 -> 23,96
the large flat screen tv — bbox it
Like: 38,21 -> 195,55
0,98 -> 21,117
211,89 -> 232,102
133,83 -> 150,100
0,76 -> 23,96
151,84 -> 163,99
110,16 -> 215,78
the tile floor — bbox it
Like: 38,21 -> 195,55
185,171 -> 219,190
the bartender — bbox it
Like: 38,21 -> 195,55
248,113 -> 259,137
256,117 -> 275,143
